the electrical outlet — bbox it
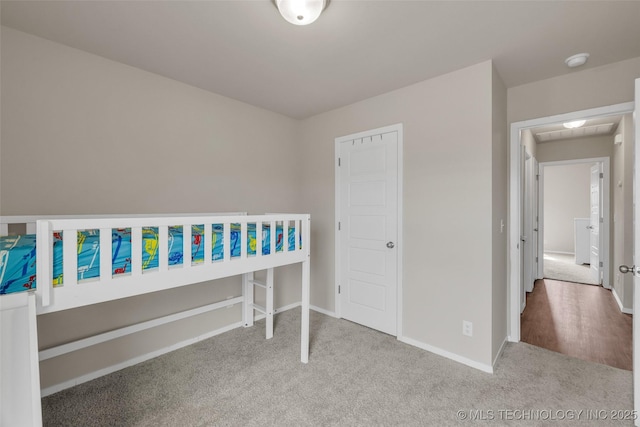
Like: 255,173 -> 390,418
462,320 -> 473,337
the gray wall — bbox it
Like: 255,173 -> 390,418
1,27 -> 303,389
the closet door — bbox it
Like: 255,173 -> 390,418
336,126 -> 400,336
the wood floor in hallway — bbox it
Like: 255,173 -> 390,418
520,278 -> 632,371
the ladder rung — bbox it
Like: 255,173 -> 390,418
251,279 -> 267,289
253,304 -> 266,314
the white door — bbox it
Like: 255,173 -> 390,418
589,163 -> 601,283
337,129 -> 399,336
533,158 -> 540,280
633,78 -> 639,426
523,149 -> 533,297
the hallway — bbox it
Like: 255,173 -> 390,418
521,279 -> 632,370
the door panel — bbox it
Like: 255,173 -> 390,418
339,131 -> 398,336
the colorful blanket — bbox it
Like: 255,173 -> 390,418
0,224 -> 297,295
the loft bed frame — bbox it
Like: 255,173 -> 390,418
0,213 -> 311,426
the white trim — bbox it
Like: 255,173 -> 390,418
310,304 -> 337,317
612,287 -> 634,315
543,251 -> 575,256
509,102 -> 634,342
254,300 -> 302,320
399,336 -> 493,374
334,123 -> 404,337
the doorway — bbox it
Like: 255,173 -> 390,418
334,123 -> 403,337
538,158 -> 610,287
508,102 -> 634,342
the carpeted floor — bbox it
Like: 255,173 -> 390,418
544,252 -> 599,285
42,309 -> 633,426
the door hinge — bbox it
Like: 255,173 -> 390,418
536,256 -> 538,263
600,217 -> 604,223
536,174 -> 539,181
600,172 -> 604,179
338,285 -> 341,294
600,261 -> 604,268
338,158 -> 341,167
338,222 -> 341,230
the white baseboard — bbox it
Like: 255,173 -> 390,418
612,287 -> 633,315
398,336 -> 493,374
310,304 -> 337,317
544,251 -> 575,255
253,301 -> 301,322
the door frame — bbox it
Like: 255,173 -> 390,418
537,157 -> 611,288
522,146 -> 535,311
334,123 -> 404,337
508,102 -> 633,342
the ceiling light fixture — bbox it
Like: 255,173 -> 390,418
276,0 -> 326,26
565,53 -> 590,68
563,120 -> 586,129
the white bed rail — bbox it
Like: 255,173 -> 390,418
1,213 -> 310,425
33,214 -> 310,314
0,212 -> 247,236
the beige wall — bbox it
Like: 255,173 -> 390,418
299,61 -> 504,367
613,114 -> 634,310
508,56 -> 640,124
542,163 -> 591,254
491,65 -> 508,362
1,27 -> 303,389
536,135 -> 613,164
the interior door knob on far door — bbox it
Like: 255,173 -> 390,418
619,265 -> 640,275
386,241 -> 395,249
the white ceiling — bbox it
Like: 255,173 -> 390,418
2,1 -> 640,119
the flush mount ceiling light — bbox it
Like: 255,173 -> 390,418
565,53 -> 590,68
276,0 -> 326,26
563,120 -> 586,129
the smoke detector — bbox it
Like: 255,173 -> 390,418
565,53 -> 590,68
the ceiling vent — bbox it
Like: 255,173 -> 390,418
535,123 -> 616,143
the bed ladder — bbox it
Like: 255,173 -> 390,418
242,268 -> 274,339
1,291 -> 43,426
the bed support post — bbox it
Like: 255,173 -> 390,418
242,272 -> 254,328
265,268 -> 274,340
301,215 -> 311,364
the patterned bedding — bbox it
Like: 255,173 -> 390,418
0,224 -> 296,295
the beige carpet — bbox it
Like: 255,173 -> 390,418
544,252 -> 599,285
41,308 -> 632,426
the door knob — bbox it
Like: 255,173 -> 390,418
386,242 -> 395,249
619,265 -> 639,275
